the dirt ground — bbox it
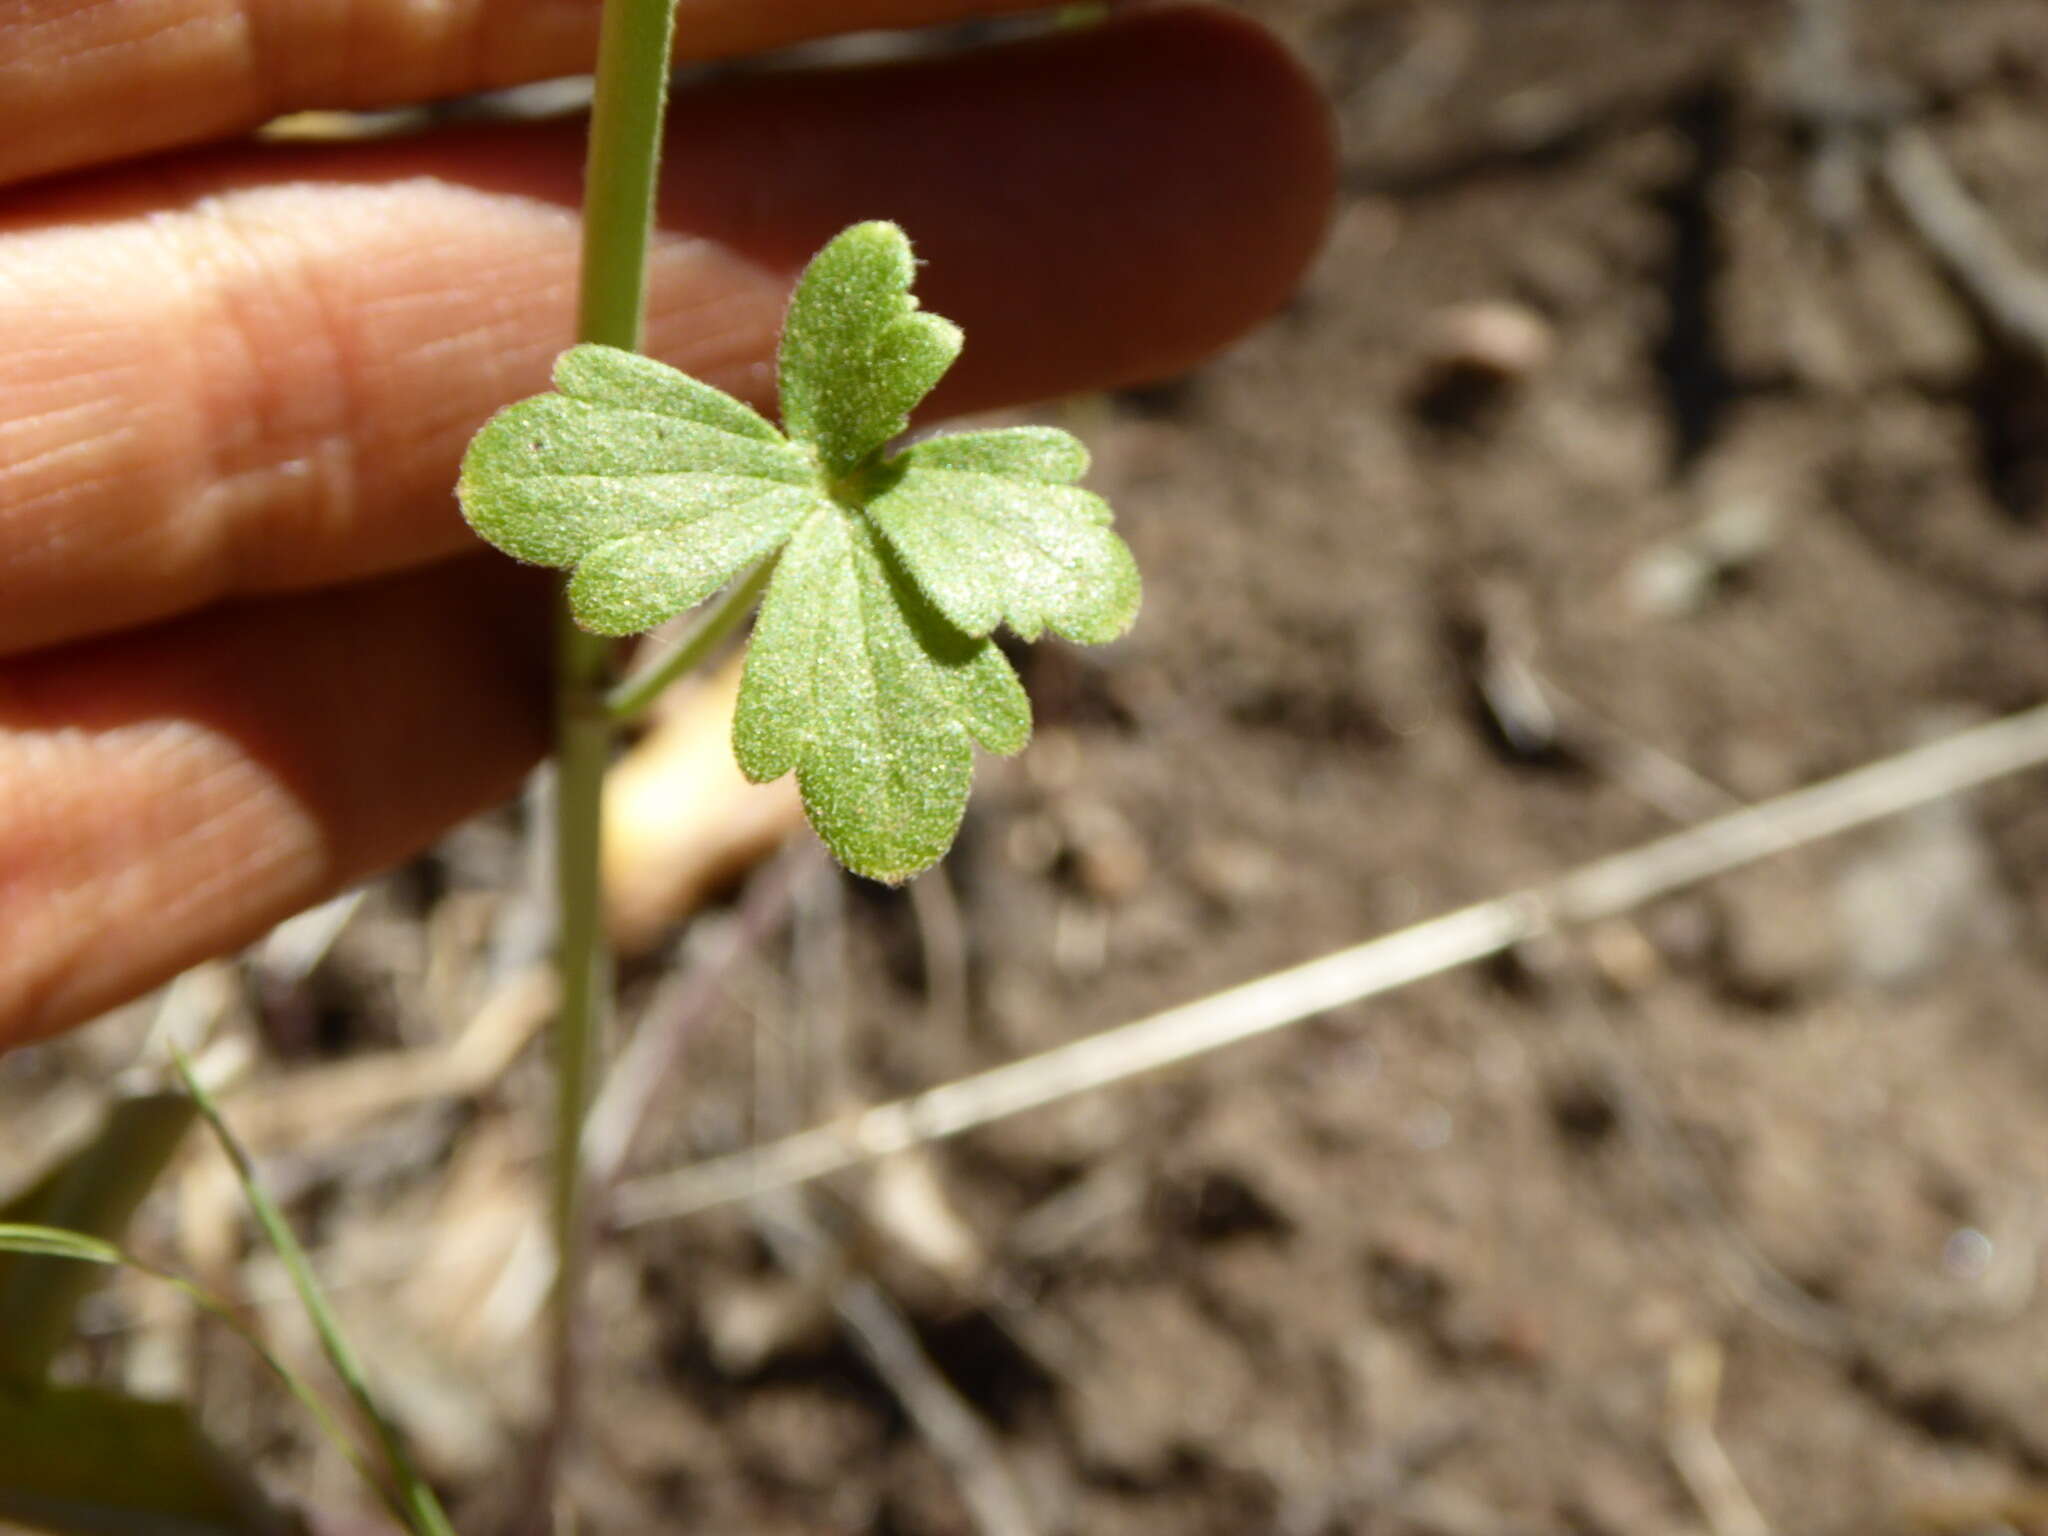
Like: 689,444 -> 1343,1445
12,1 -> 2048,1533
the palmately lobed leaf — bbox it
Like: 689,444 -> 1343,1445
777,221 -> 962,478
456,223 -> 1142,882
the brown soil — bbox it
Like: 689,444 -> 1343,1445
17,3 -> 2048,1533
574,4 -> 2048,1530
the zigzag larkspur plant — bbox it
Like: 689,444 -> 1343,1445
459,222 -> 1141,882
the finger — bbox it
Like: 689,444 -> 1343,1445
0,0 -> 1051,187
0,559 -> 552,1051
0,7 -> 1334,655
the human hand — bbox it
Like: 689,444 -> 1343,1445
0,1 -> 1333,1049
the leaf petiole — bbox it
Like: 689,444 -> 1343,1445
604,558 -> 776,723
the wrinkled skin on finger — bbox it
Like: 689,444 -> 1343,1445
0,6 -> 1337,1050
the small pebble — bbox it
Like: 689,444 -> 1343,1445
1406,1102 -> 1455,1151
1625,497 -> 1780,618
1942,1226 -> 1995,1282
1424,299 -> 1557,381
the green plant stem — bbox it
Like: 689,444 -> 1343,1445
546,0 -> 683,1505
605,560 -> 775,722
577,0 -> 680,354
549,619 -> 611,1424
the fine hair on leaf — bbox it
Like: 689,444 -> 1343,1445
458,220 -> 1142,881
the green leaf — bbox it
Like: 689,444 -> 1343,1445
564,484 -> 815,635
777,221 -> 962,477
458,344 -> 822,634
555,341 -> 782,443
734,505 -> 1028,882
455,221 -> 1143,883
867,428 -> 1142,643
0,1225 -> 384,1525
0,1383 -> 304,1536
0,1093 -> 194,1387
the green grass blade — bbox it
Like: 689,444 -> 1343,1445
168,1052 -> 458,1536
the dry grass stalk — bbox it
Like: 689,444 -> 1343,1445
615,701 -> 2048,1225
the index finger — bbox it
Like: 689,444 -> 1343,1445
0,8 -> 1336,656
0,0 -> 1050,187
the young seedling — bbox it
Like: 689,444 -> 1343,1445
2,4 -> 1142,1531
458,0 -> 1141,1511
458,220 -> 1142,879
